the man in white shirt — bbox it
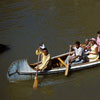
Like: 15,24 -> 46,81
65,41 -> 83,65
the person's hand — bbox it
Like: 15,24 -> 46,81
69,52 -> 73,55
69,45 -> 72,48
35,67 -> 40,71
37,68 -> 40,71
69,57 -> 74,62
38,47 -> 42,52
86,51 -> 90,55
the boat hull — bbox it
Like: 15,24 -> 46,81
7,59 -> 100,82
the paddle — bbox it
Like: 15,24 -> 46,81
33,55 -> 40,89
65,61 -> 69,76
57,57 -> 69,76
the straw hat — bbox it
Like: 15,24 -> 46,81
90,38 -> 96,42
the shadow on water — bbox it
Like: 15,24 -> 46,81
0,44 -> 10,54
8,74 -> 68,100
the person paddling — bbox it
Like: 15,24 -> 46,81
35,44 -> 51,71
65,41 -> 83,66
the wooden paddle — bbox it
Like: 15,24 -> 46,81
33,55 -> 40,89
57,57 -> 69,76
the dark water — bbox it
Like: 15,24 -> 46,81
0,0 -> 100,100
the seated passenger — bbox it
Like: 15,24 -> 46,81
97,31 -> 100,58
81,39 -> 89,48
35,44 -> 51,71
87,38 -> 99,62
83,39 -> 90,53
82,39 -> 92,62
65,41 -> 83,66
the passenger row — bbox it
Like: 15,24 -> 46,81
34,31 -> 100,72
65,31 -> 100,66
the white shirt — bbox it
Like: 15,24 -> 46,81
74,47 -> 83,56
73,47 -> 83,61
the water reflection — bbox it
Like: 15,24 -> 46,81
8,66 -> 100,100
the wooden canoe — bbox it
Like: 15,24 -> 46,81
7,52 -> 100,82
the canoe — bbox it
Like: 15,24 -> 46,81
7,52 -> 100,82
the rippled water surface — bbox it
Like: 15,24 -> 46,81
0,0 -> 100,100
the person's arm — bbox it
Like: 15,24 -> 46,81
71,47 -> 83,60
97,37 -> 99,45
69,45 -> 74,52
87,45 -> 91,51
89,47 -> 98,55
35,48 -> 43,55
69,45 -> 75,55
70,55 -> 80,61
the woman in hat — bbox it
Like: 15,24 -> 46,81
87,38 -> 99,62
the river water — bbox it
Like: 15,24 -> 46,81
0,0 -> 100,100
